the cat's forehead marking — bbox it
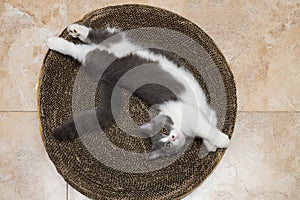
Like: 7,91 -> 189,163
153,115 -> 173,126
165,115 -> 174,125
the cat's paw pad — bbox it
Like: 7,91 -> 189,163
216,134 -> 230,148
67,24 -> 89,40
47,37 -> 65,50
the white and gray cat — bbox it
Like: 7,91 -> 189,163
47,24 -> 230,160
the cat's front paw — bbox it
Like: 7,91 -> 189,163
67,24 -> 90,41
216,133 -> 230,148
47,37 -> 66,51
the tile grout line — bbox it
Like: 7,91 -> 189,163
66,0 -> 69,26
0,111 -> 38,113
237,111 -> 300,113
0,111 -> 299,113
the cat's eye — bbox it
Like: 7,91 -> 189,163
161,127 -> 168,135
165,142 -> 171,150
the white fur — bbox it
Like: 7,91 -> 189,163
67,24 -> 138,57
106,27 -> 119,33
158,101 -> 229,148
47,25 -> 137,62
47,37 -> 96,62
129,50 -> 229,148
102,36 -> 140,57
47,24 -> 230,150
133,50 -> 209,111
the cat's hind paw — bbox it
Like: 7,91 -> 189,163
67,24 -> 90,42
203,139 -> 217,152
215,133 -> 230,148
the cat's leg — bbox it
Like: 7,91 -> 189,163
203,110 -> 227,151
207,110 -> 217,127
196,117 -> 230,149
200,110 -> 222,151
47,37 -> 95,63
53,85 -> 119,141
53,81 -> 122,141
205,127 -> 230,149
67,24 -> 120,44
95,83 -> 125,133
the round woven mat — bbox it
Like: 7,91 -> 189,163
38,4 -> 237,200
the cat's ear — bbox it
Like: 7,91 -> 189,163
139,122 -> 154,133
148,150 -> 161,160
149,104 -> 161,119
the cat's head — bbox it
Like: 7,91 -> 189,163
140,114 -> 186,160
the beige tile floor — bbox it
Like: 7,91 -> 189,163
0,0 -> 299,199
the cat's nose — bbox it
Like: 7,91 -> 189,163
171,135 -> 176,141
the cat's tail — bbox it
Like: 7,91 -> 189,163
53,109 -> 115,141
53,118 -> 78,141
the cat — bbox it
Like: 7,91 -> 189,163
47,24 -> 230,160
